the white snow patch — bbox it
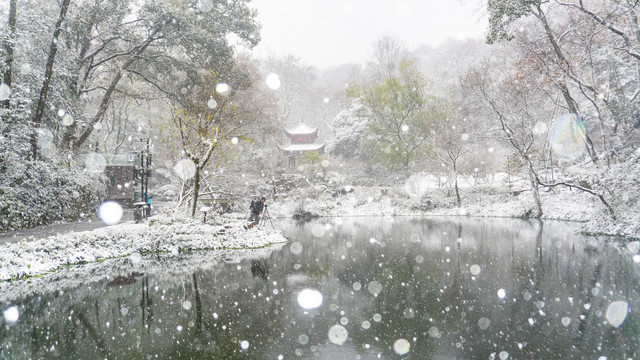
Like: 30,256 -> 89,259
0,221 -> 288,281
0,244 -> 283,303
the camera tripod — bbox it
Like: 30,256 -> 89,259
259,204 -> 274,229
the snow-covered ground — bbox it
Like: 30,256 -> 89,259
0,219 -> 287,281
257,173 -> 637,239
262,181 -> 598,219
0,244 -> 283,303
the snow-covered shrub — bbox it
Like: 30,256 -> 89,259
583,149 -> 640,238
326,171 -> 344,186
0,160 -> 104,232
157,184 -> 179,201
415,188 -> 457,211
326,100 -> 369,158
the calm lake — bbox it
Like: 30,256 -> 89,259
1,217 -> 639,359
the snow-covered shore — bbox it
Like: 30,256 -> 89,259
0,221 -> 288,281
262,180 -> 637,239
0,245 -> 284,303
2,173 -> 635,282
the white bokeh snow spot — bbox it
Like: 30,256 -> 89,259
393,338 -> 410,355
470,264 -> 481,276
367,281 -> 382,296
290,242 -> 303,255
497,288 -> 506,299
297,288 -> 323,310
605,301 -> 629,328
311,223 -> 325,237
98,201 -> 123,225
0,83 -> 11,101
84,152 -> 107,173
196,0 -> 213,12
215,83 -> 231,96
328,324 -> 348,345
478,317 -> 491,330
3,306 -> 19,323
265,73 -> 281,90
174,159 -> 197,180
62,113 -> 75,126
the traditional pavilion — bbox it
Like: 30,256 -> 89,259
278,122 -> 325,166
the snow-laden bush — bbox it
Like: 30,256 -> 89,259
583,149 -> 640,238
0,159 -> 104,232
326,100 -> 370,158
416,188 -> 457,211
157,183 -> 179,201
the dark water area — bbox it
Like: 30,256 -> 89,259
1,217 -> 639,359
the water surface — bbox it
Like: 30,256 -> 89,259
1,217 -> 638,359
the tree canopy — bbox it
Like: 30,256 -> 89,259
348,60 -> 445,170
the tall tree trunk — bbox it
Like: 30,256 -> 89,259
191,167 -> 201,218
453,163 -> 461,207
556,81 -> 599,163
1,0 -> 16,169
526,163 -> 543,218
536,5 -> 599,164
30,0 -> 72,160
2,0 -> 17,110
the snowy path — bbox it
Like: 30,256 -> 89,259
0,201 -> 175,245
0,220 -> 113,245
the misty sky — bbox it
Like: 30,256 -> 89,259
250,0 -> 488,70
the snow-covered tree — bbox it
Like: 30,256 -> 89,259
326,100 -> 369,159
164,58 -> 277,217
428,102 -> 474,207
367,35 -> 409,81
263,54 -> 318,128
485,0 -> 640,165
30,0 -> 71,159
348,60 -> 444,171
0,0 -> 16,111
464,56 -> 551,217
53,0 -> 260,154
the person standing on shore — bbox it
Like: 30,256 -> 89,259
248,197 -> 266,225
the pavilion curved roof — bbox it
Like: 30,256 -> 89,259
284,123 -> 318,136
278,142 -> 325,153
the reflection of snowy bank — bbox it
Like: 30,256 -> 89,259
0,222 -> 288,281
0,244 -> 284,303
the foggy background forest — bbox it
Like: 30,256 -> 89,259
0,0 -> 638,236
